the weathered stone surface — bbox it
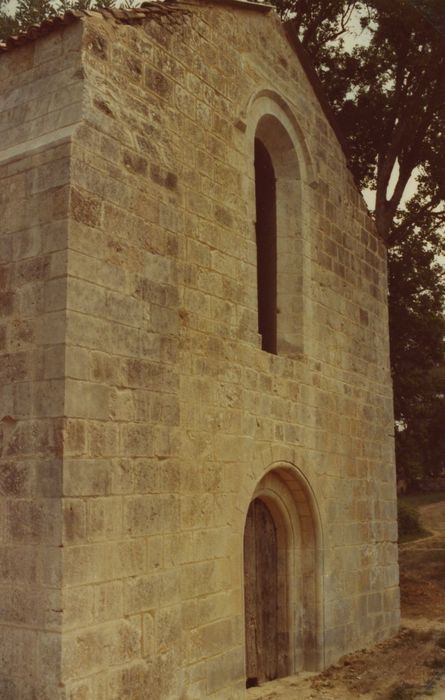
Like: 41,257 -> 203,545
0,3 -> 399,698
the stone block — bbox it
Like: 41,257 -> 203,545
87,422 -> 119,458
188,619 -> 233,663
63,542 -> 114,586
94,581 -> 124,622
63,585 -> 95,628
113,538 -> 146,578
206,647 -> 244,694
86,496 -> 122,541
63,498 -> 86,543
66,678 -> 93,700
124,574 -> 158,616
70,187 -> 102,228
64,379 -> 111,420
155,604 -> 182,653
6,497 -> 61,544
64,458 -> 112,497
123,495 -> 163,536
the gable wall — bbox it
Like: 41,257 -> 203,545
0,5 -> 399,698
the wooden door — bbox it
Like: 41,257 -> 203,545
244,498 -> 278,686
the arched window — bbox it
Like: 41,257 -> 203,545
255,138 -> 277,354
254,114 -> 302,356
247,94 -> 310,357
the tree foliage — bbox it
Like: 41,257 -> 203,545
389,210 -> 445,481
277,0 -> 445,242
275,0 -> 445,485
0,0 -> 116,41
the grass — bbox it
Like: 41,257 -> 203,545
397,491 -> 445,543
398,501 -> 430,543
399,491 -> 445,509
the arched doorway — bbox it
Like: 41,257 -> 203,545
243,466 -> 323,687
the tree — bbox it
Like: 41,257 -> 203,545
275,0 -> 445,485
277,0 -> 445,242
0,0 -> 20,38
389,208 -> 445,483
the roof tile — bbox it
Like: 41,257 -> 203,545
0,1 -> 273,53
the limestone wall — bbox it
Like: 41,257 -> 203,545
0,4 -> 399,699
60,7 -> 398,698
0,23 -> 84,699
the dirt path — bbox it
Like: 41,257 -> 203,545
403,499 -> 445,549
400,500 -> 445,623
419,501 -> 445,537
247,497 -> 445,700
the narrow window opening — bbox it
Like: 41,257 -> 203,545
254,138 -> 277,354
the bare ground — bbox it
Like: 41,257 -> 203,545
247,498 -> 445,700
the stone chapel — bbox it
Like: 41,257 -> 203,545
0,0 -> 400,697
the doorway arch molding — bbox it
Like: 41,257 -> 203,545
242,461 -> 325,677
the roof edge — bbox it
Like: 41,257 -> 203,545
176,0 -> 273,11
0,0 -> 273,52
285,30 -> 350,158
281,23 -> 370,213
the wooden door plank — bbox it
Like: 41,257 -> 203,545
255,499 -> 278,682
244,500 -> 258,683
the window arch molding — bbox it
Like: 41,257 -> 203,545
240,87 -> 315,186
243,89 -> 315,356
